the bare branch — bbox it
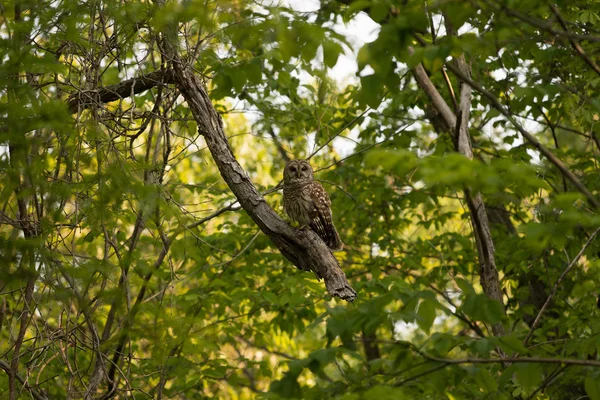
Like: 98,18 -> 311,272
66,69 -> 175,113
419,352 -> 600,368
0,360 -> 48,400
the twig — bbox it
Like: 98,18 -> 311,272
428,355 -> 600,367
525,365 -> 569,400
0,360 -> 48,400
316,179 -> 357,202
438,49 -> 600,209
393,363 -> 450,386
523,227 -> 600,345
539,107 -> 567,192
549,4 -> 600,78
485,0 -> 600,43
308,107 -> 373,160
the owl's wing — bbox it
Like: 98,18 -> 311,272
308,182 -> 343,251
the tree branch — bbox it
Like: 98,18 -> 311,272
440,53 -> 600,209
163,40 -> 356,301
549,4 -> 600,78
408,40 -> 506,336
66,69 -> 175,113
419,353 -> 600,368
523,226 -> 600,345
486,0 -> 600,43
0,360 -> 48,400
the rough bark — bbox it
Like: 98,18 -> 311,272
362,331 -> 381,362
66,69 -> 176,113
61,52 -> 355,302
410,47 -> 506,336
170,60 -> 356,300
335,0 -> 507,333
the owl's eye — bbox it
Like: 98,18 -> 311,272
301,165 -> 308,171
289,166 -> 297,172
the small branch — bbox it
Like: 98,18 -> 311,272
267,126 -> 291,163
486,0 -> 600,43
525,365 -> 569,400
393,363 -> 449,386
441,68 -> 458,110
237,337 -> 297,360
539,107 -> 568,192
424,281 -> 486,338
441,54 -> 600,209
316,179 -> 357,202
308,107 -> 372,160
523,226 -> 600,345
418,353 -> 600,368
549,4 -> 600,78
0,360 -> 48,400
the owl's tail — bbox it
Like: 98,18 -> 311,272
327,224 -> 344,252
309,213 -> 344,252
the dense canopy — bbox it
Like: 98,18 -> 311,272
1,0 -> 600,398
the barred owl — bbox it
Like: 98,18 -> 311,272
282,159 -> 343,251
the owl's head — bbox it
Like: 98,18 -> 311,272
283,159 -> 314,185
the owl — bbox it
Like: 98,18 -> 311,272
282,159 -> 343,251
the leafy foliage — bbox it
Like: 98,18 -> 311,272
1,0 -> 600,398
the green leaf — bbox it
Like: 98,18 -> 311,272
476,368 -> 498,393
498,335 -> 529,356
322,40 -> 344,68
359,74 -> 385,108
369,1 -> 391,22
245,62 -> 262,84
416,299 -> 436,333
262,291 -> 278,304
270,374 -> 302,398
363,385 -> 407,400
586,374 -> 600,400
515,363 -> 543,390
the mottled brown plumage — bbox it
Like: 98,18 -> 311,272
282,159 -> 343,251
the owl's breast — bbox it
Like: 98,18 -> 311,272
283,184 -> 314,225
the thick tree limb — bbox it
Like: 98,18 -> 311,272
169,61 -> 355,300
149,28 -> 355,301
409,45 -> 505,336
454,55 -> 505,337
66,70 -> 175,113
